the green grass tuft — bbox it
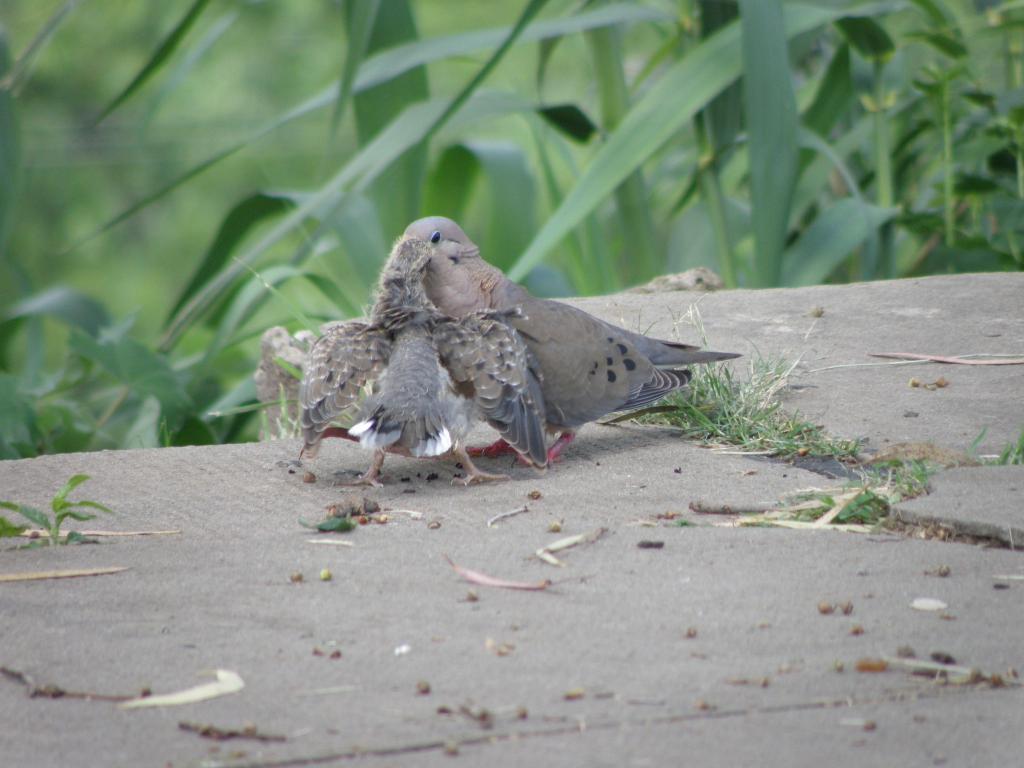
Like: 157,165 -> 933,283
642,356 -> 860,461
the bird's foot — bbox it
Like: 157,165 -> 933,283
467,438 -> 536,467
546,431 -> 576,463
340,450 -> 385,487
452,447 -> 510,486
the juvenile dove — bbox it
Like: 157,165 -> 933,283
403,216 -> 741,461
299,235 -> 547,486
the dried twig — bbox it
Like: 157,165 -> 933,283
0,567 -> 128,583
486,505 -> 529,527
869,352 -> 1024,365
1,666 -> 133,702
689,501 -> 776,516
179,720 -> 286,743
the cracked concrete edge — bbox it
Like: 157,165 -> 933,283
888,506 -> 1024,550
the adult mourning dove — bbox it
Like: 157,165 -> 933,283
403,216 -> 741,461
299,236 -> 547,486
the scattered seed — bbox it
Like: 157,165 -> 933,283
484,638 -> 515,656
289,572 -> 304,583
527,490 -> 542,500
840,601 -> 854,615
694,699 -> 715,711
303,472 -> 316,484
855,658 -> 888,673
516,706 -> 528,720
444,741 -> 459,756
547,520 -> 562,533
685,627 -> 698,639
850,625 -> 865,636
833,660 -> 845,673
319,569 -> 332,582
312,648 -> 323,657
427,519 -> 442,530
673,467 -> 682,474
464,590 -> 479,603
925,565 -> 951,577
911,597 -> 947,611
896,645 -> 916,658
329,650 -> 341,660
563,688 -> 585,701
808,306 -> 825,318
818,601 -> 836,615
930,651 -> 956,665
416,681 -> 431,695
637,540 -> 664,549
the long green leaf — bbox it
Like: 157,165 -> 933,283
164,192 -> 297,332
95,0 -> 213,123
782,199 -> 898,285
1,0 -> 82,95
351,0 -> 428,238
740,0 -> 799,287
3,286 -> 109,337
508,2 -> 877,282
0,28 -> 19,259
331,0 -> 382,140
70,331 -> 193,424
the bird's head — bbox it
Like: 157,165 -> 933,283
402,216 -> 494,315
371,236 -> 434,327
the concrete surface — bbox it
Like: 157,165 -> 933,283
893,466 -> 1024,547
1,273 -> 1022,768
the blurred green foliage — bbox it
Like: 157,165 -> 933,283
1,0 -> 1022,458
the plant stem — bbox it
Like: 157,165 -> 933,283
872,60 -> 894,279
586,25 -> 659,285
941,76 -> 955,248
696,118 -> 737,287
95,386 -> 130,432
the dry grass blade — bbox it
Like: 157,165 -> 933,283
869,352 -> 1024,365
443,555 -> 550,591
306,539 -> 355,547
0,566 -> 129,583
119,670 -> 245,709
535,527 -> 608,567
18,529 -> 180,539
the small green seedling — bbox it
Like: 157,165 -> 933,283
0,474 -> 113,546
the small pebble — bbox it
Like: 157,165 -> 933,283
319,568 -> 332,582
303,471 -> 316,483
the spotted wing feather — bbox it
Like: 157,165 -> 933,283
299,322 -> 390,457
435,313 -> 547,468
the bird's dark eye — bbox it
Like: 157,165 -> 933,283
430,230 -> 441,244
